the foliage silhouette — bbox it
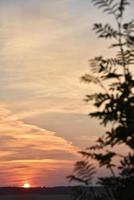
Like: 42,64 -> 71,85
68,0 -> 134,199
68,160 -> 96,185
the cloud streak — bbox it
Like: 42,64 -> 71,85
0,104 -> 79,186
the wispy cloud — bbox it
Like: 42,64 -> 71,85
0,104 -> 79,186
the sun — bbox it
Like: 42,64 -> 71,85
23,183 -> 31,188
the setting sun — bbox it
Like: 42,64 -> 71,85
23,183 -> 31,188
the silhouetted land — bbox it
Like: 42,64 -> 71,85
0,186 -> 113,200
0,186 -> 72,195
0,187 -> 72,200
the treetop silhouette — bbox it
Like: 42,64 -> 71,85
69,0 -> 134,199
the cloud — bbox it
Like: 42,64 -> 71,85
22,111 -> 103,149
0,0 -> 96,103
0,104 -> 79,186
0,0 -> 133,105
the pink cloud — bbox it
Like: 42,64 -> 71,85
0,104 -> 79,186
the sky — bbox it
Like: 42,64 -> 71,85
0,0 -> 133,187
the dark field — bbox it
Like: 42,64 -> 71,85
0,194 -> 72,200
0,187 -> 73,200
0,187 -> 109,200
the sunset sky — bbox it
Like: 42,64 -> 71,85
0,0 -> 133,187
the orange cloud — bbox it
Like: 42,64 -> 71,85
0,104 -> 79,186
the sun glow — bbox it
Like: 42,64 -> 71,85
23,183 -> 31,188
